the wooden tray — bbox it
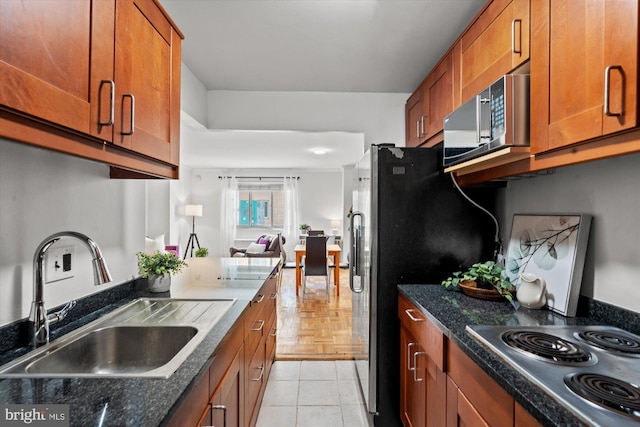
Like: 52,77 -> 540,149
458,280 -> 506,301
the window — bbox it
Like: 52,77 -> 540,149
238,184 -> 284,228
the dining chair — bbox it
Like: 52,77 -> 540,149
307,230 -> 325,236
301,235 -> 330,301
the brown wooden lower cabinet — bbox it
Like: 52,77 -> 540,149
169,272 -> 279,427
515,402 -> 542,427
447,342 -> 514,426
446,376 -> 489,427
168,370 -> 210,427
399,294 -> 542,427
400,324 -> 425,427
399,295 -> 447,427
207,344 -> 244,427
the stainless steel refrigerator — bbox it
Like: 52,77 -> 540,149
349,145 -> 496,426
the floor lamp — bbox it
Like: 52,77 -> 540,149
183,204 -> 202,259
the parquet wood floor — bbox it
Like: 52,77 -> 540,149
275,267 -> 365,360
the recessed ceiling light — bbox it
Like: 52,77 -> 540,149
312,148 -> 328,155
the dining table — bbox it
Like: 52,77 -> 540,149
294,243 -> 342,296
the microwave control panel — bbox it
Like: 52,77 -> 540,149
490,79 -> 506,141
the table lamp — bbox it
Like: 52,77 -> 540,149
331,219 -> 341,236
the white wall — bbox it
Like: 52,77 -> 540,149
169,164 -> 194,257
298,170 -> 343,233
180,63 -> 208,127
146,180 -> 170,238
498,152 -> 640,313
0,139 -> 146,326
188,168 -> 225,257
207,91 -> 409,148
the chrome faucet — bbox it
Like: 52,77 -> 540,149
30,231 -> 112,347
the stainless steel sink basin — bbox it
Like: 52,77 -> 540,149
26,325 -> 197,375
0,298 -> 236,378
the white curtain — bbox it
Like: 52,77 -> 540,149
219,176 -> 238,257
283,176 -> 299,261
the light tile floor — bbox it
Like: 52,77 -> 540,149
256,360 -> 371,427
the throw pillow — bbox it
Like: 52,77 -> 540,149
258,237 -> 271,246
145,234 -> 166,255
246,242 -> 266,254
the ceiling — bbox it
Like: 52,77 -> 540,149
180,112 -> 365,169
159,0 -> 485,169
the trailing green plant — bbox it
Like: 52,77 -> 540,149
441,261 -> 514,302
195,247 -> 209,257
136,252 -> 187,278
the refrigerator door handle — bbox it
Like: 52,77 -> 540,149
349,211 -> 364,293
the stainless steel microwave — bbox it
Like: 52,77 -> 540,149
443,74 -> 529,167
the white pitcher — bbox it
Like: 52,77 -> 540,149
517,273 -> 547,309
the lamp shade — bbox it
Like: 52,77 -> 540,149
185,204 -> 203,217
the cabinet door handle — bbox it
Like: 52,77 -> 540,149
98,80 -> 114,127
407,342 -> 417,371
122,93 -> 135,135
604,65 -> 623,117
511,19 -> 522,54
269,327 -> 277,337
210,404 -> 227,427
252,365 -> 265,382
405,309 -> 424,323
254,294 -> 265,304
269,293 -> 277,300
416,120 -> 421,138
420,115 -> 426,136
251,319 -> 265,332
413,351 -> 426,382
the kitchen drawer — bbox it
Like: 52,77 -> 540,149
264,305 -> 277,380
265,275 -> 277,316
447,341 -> 514,426
244,294 -> 266,357
210,317 -> 244,394
245,341 -> 265,422
398,293 -> 445,371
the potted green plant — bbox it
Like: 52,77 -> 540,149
299,223 -> 311,231
195,247 -> 208,257
442,261 -> 514,302
136,252 -> 187,293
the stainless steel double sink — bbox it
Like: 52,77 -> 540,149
0,298 -> 236,378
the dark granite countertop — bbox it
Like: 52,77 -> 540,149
398,284 -> 640,427
0,296 -> 248,426
0,258 -> 279,427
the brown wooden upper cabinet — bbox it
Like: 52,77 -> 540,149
405,88 -> 425,148
530,0 -> 638,154
0,0 -> 183,178
114,0 -> 182,166
0,0 -> 115,141
407,0 -> 528,149
405,51 -> 453,147
455,0 -> 530,106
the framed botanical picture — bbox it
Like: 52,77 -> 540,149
505,214 -> 592,317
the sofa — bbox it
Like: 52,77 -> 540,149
230,233 -> 287,262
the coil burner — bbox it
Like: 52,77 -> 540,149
501,330 -> 595,365
576,330 -> 640,357
467,325 -> 640,427
564,373 -> 640,420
